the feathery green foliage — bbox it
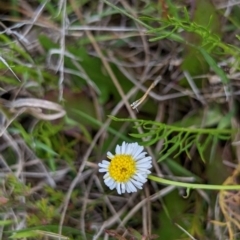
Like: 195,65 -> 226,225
109,116 -> 233,162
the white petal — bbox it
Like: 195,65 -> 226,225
116,144 -> 121,154
107,151 -> 114,159
99,168 -> 108,172
121,183 -> 126,193
131,143 -> 139,152
138,173 -> 148,181
133,146 -> 144,158
125,143 -> 130,154
137,166 -> 152,171
117,183 -> 122,194
105,179 -> 117,190
129,143 -> 136,155
98,161 -> 110,168
126,183 -> 132,193
126,181 -> 137,193
126,183 -> 131,193
103,173 -> 110,179
126,143 -> 133,154
110,181 -> 117,190
136,161 -> 152,166
133,173 -> 147,183
135,152 -> 147,160
130,178 -> 143,188
141,163 -> 151,167
131,144 -> 141,156
103,160 -> 110,164
137,169 -> 151,175
136,156 -> 152,163
104,176 -> 112,183
128,143 -> 137,155
137,167 -> 151,173
121,142 -> 126,154
104,177 -> 114,188
137,163 -> 147,168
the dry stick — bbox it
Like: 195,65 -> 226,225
57,0 -> 66,101
59,1 -> 140,238
118,185 -> 175,229
107,57 -> 164,178
80,173 -> 94,239
80,129 -> 130,237
14,141 -> 57,188
58,115 -> 111,239
2,132 -> 23,179
145,185 -> 152,237
57,0 -> 66,17
142,194 -> 148,237
93,200 -> 133,240
58,84 -> 144,237
70,59 -> 102,120
119,0 -> 151,83
2,132 -> 26,231
216,0 -> 240,9
106,59 -> 164,176
0,4 -> 46,83
58,85 -> 154,239
68,26 -> 146,31
70,11 -> 133,114
60,2 -> 160,239
93,194 -> 139,240
20,0 -> 49,37
94,176 -> 126,226
130,79 -> 160,111
110,57 -> 196,101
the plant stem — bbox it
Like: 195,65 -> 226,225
148,175 -> 240,190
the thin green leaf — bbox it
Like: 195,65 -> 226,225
199,48 -> 229,84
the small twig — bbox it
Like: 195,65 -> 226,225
130,78 -> 161,111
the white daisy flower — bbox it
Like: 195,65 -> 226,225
98,141 -> 152,194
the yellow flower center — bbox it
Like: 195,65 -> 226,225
108,154 -> 137,182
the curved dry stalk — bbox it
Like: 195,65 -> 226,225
218,166 -> 240,239
118,186 -> 175,229
1,98 -> 66,121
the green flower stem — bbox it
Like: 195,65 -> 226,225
148,175 -> 240,190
